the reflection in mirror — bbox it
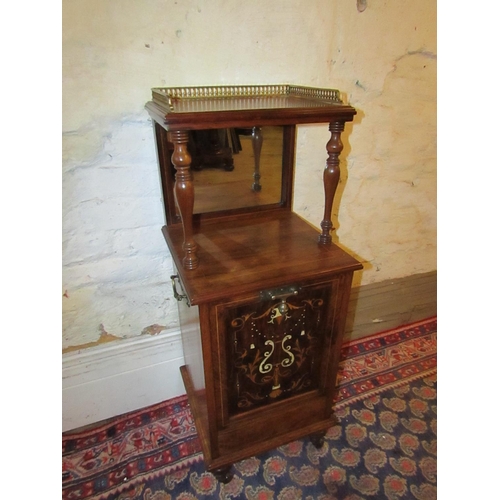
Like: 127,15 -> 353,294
187,126 -> 284,214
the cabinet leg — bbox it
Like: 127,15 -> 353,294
212,465 -> 234,484
309,431 -> 326,449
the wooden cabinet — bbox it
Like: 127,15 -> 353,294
146,85 -> 362,482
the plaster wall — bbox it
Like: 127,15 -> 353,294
62,0 -> 436,351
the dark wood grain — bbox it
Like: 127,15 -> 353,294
164,211 -> 361,305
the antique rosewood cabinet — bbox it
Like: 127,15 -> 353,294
146,85 -> 362,482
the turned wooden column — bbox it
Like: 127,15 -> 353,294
319,121 -> 345,245
169,130 -> 198,270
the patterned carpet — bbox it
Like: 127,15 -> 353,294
62,317 -> 437,500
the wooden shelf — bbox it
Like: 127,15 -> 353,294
163,211 -> 362,305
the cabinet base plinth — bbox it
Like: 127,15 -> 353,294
180,365 -> 338,475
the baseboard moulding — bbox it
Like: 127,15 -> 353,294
62,328 -> 184,433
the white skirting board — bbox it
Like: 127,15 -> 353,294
62,329 -> 185,433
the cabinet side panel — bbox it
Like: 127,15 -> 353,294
178,300 -> 220,464
324,271 -> 356,408
178,301 -> 205,392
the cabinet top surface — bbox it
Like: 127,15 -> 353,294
164,211 -> 362,305
147,84 -> 356,129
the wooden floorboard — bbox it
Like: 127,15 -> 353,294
344,270 -> 437,342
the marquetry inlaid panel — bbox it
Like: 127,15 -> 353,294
223,283 -> 334,415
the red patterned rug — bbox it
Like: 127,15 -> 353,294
63,317 -> 437,500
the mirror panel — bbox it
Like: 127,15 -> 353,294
182,126 -> 284,214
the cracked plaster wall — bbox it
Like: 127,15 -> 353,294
62,0 -> 436,351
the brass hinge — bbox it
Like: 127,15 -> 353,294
260,285 -> 300,314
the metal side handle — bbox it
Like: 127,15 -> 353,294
170,275 -> 190,306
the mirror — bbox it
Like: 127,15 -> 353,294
186,126 -> 284,214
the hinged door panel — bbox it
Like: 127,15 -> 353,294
218,280 -> 339,417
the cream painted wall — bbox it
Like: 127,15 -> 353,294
62,0 -> 436,350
